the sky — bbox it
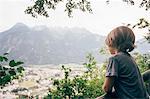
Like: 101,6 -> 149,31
0,0 -> 149,40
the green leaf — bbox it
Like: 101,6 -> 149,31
16,61 -> 24,66
9,69 -> 16,76
0,66 -> 2,70
9,60 -> 16,67
0,70 -> 6,77
0,56 -> 4,62
3,57 -> 8,62
17,66 -> 24,73
9,60 -> 24,67
2,74 -> 11,85
3,67 -> 8,71
3,53 -> 9,55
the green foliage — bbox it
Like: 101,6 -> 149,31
9,60 -> 24,67
83,53 -> 97,78
130,18 -> 150,43
133,53 -> 150,95
133,52 -> 150,73
44,54 -> 104,99
0,53 -> 24,87
25,0 -> 92,18
44,52 -> 150,99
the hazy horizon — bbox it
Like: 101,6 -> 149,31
0,22 -> 145,41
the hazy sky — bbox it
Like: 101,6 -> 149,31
0,0 -> 149,40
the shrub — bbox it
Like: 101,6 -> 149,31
133,53 -> 150,95
45,52 -> 150,98
44,54 -> 105,99
0,53 -> 24,87
133,53 -> 150,73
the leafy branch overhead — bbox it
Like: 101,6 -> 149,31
25,0 -> 150,18
132,18 -> 150,42
25,0 -> 150,42
25,0 -> 92,18
125,18 -> 150,43
117,0 -> 150,11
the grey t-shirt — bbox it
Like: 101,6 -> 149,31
106,52 -> 149,99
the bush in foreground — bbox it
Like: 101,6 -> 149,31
44,54 -> 105,99
44,53 -> 150,99
0,53 -> 24,87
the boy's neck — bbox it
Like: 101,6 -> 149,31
111,50 -> 118,55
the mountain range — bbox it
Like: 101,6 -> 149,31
0,23 -> 149,65
0,23 -> 106,65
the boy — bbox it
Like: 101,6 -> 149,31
102,26 -> 149,99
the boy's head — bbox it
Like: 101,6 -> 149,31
105,26 -> 135,53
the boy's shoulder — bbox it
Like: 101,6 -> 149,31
108,54 -> 118,62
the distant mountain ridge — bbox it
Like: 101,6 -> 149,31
0,23 -> 149,65
0,23 -> 106,65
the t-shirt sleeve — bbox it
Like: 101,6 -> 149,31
106,57 -> 118,77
